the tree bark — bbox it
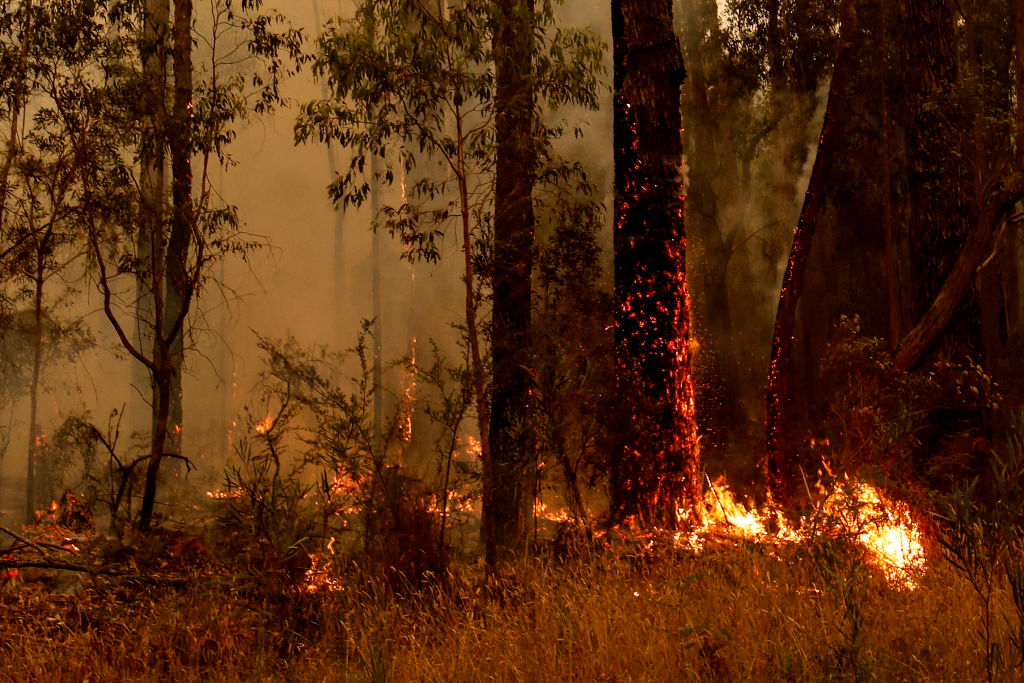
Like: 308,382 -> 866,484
764,0 -> 856,503
612,0 -> 699,526
25,258 -> 44,523
487,0 -> 536,559
135,0 -> 168,459
163,0 -> 194,462
137,0 -> 172,530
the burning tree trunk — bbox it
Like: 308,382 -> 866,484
487,0 -> 536,560
763,0 -> 857,504
611,0 -> 700,526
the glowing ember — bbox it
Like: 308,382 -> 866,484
206,489 -> 242,500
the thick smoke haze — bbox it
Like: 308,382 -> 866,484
0,0 -> 617,520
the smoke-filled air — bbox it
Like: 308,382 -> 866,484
0,0 -> 1022,679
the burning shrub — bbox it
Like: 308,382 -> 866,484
217,330 -> 473,585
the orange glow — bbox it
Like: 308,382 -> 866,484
676,477 -> 925,589
254,413 -> 274,435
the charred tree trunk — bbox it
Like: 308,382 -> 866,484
612,0 -> 700,526
487,0 -> 536,560
764,0 -> 857,504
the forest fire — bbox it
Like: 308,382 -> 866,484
675,476 -> 926,589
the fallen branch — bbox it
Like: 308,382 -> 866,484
0,524 -> 52,561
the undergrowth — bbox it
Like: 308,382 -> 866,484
0,534 -> 1004,682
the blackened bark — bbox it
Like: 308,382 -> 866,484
612,0 -> 699,527
487,0 -> 536,559
764,0 -> 856,503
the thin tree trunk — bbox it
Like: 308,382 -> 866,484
453,103 -> 491,564
0,0 -> 32,233
372,152 -> 383,451
880,2 -> 900,350
164,0 -> 194,462
487,0 -> 536,560
764,0 -> 856,502
312,0 -> 349,345
1018,0 -> 1024,170
612,0 -> 699,526
25,262 -> 44,523
137,0 -> 171,530
135,0 -> 169,449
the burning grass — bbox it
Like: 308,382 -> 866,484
0,526 -> 1006,681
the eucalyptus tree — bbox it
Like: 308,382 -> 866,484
611,0 -> 699,525
36,0 -> 306,529
0,0 -> 107,521
296,0 -> 602,560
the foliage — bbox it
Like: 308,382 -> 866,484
820,315 -> 999,488
531,185 -> 613,527
933,412 -> 1024,680
296,0 -> 603,263
218,328 -> 474,581
0,542 -> 1008,681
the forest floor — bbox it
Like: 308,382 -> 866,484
0,518 -> 1012,682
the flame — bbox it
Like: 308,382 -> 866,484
254,413 -> 274,435
463,435 -> 482,459
674,477 -> 925,589
398,337 -> 417,443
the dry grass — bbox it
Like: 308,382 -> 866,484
0,538 -> 1012,682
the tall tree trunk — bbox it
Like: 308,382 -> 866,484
487,0 -> 536,559
880,1 -> 901,350
164,0 -> 194,462
680,0 -> 742,448
895,0 -> 975,359
764,0 -> 857,503
25,260 -> 44,523
135,0 -> 169,455
137,0 -> 177,530
612,0 -> 699,526
312,0 -> 349,345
